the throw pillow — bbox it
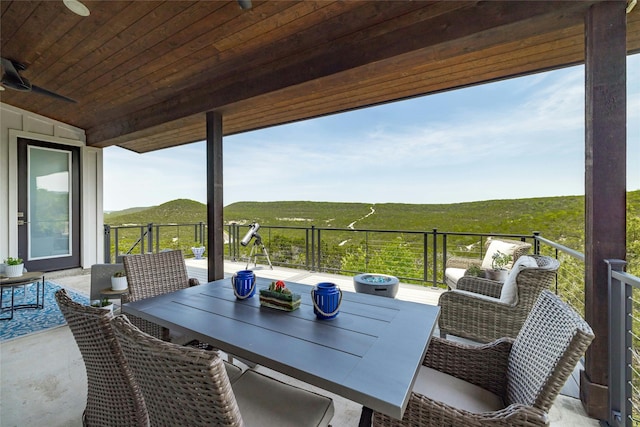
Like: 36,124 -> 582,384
499,256 -> 538,304
481,240 -> 520,269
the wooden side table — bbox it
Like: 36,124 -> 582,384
100,287 -> 129,299
0,271 -> 45,320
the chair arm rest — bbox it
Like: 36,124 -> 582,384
438,290 -> 527,342
189,278 -> 200,287
445,257 -> 482,269
456,276 -> 503,298
374,396 -> 549,426
424,336 -> 512,397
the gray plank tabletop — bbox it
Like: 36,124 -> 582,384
122,277 -> 440,420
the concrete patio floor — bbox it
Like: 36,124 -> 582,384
0,259 -> 598,426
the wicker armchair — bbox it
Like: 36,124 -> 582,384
122,250 -> 199,342
372,290 -> 594,426
444,238 -> 532,289
112,315 -> 334,427
439,254 -> 560,343
54,289 -> 149,427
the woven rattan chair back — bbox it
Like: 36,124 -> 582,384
123,250 -> 190,301
506,290 -> 594,411
112,315 -> 244,427
485,238 -> 532,267
122,250 -> 191,340
54,289 -> 149,427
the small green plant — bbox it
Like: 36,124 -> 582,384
465,265 -> 484,277
4,257 -> 23,265
491,251 -> 512,270
91,297 -> 111,307
112,270 -> 126,278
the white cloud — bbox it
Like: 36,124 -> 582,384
104,55 -> 639,210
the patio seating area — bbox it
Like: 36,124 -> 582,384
0,259 -> 598,426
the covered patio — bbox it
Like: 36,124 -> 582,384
2,1 -> 640,424
0,260 -> 596,426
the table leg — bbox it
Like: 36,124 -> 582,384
0,286 -> 15,321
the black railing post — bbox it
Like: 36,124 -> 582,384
533,231 -> 541,255
317,228 -> 322,272
365,231 -> 369,271
155,224 -> 160,253
432,229 -> 438,286
234,223 -> 239,260
305,228 -> 310,270
114,227 -> 120,262
103,225 -> 112,263
147,223 -> 153,253
606,259 -> 629,427
423,232 -> 428,285
311,226 -> 316,272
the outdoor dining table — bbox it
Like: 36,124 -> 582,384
122,277 -> 440,424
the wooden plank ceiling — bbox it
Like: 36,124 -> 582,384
1,0 -> 639,153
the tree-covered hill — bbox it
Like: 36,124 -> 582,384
105,191 -> 640,245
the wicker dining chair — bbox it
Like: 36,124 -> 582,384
122,250 -> 199,342
372,290 -> 594,426
54,289 -> 149,427
112,315 -> 335,427
444,238 -> 532,289
439,254 -> 560,343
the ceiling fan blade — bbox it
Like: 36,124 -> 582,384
30,84 -> 77,103
1,57 -> 27,87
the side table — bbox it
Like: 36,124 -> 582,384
0,271 -> 45,320
99,287 -> 129,299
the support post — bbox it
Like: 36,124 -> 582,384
206,111 -> 224,282
582,1 -> 627,420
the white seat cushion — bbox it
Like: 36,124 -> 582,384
413,366 -> 504,414
481,240 -> 521,269
444,267 -> 466,289
499,256 -> 539,304
232,369 -> 334,427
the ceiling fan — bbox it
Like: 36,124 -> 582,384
1,57 -> 77,103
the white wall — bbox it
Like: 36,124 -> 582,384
0,102 -> 103,269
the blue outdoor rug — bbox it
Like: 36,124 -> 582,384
0,281 -> 89,342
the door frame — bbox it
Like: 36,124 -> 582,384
17,138 -> 81,271
7,130 -> 85,270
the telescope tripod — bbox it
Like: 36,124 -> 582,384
245,235 -> 273,270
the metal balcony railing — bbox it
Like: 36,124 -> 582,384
104,222 -> 537,286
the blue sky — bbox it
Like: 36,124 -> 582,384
103,54 -> 640,211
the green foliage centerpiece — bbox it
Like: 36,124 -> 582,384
259,280 -> 301,311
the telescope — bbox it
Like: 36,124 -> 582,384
241,222 -> 260,246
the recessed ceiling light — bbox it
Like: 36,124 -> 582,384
63,0 -> 90,17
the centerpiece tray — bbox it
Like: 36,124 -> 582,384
259,281 -> 301,312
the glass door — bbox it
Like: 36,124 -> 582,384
18,138 -> 80,271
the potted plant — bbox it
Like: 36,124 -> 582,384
485,251 -> 512,281
111,270 -> 128,291
464,265 -> 485,278
191,243 -> 205,260
4,257 -> 24,278
91,297 -> 114,314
